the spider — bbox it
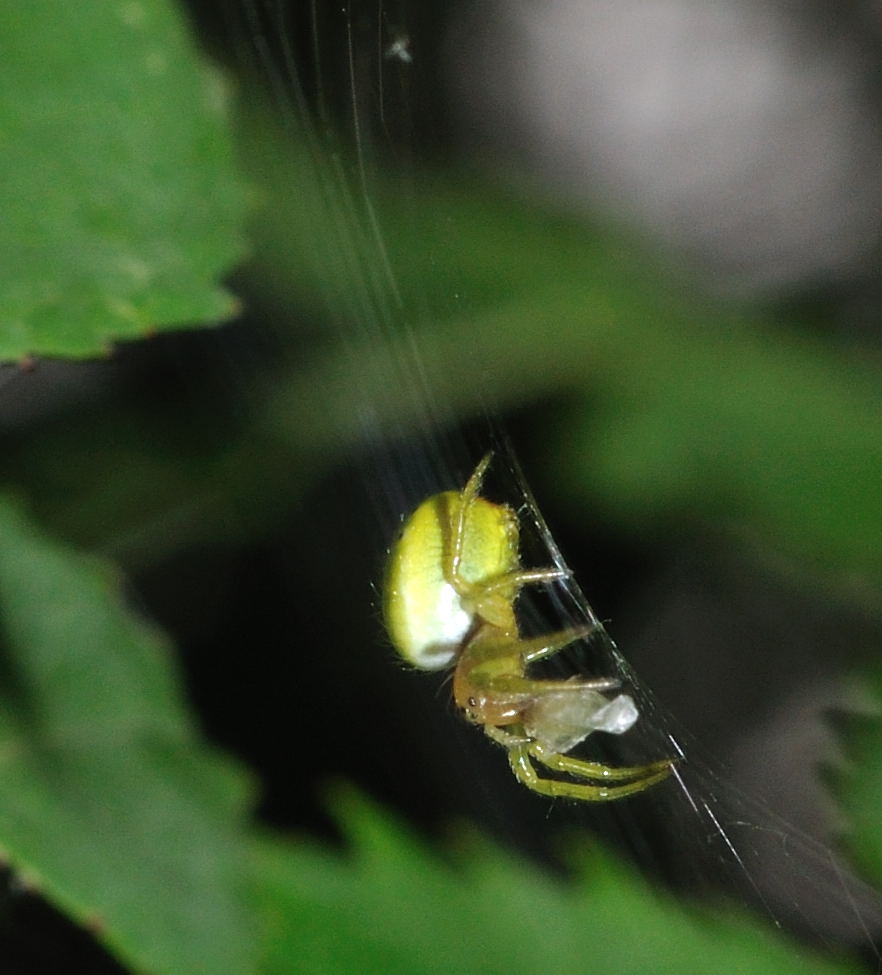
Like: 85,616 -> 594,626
383,453 -> 674,800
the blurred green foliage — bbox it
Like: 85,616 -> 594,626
251,787 -> 865,975
0,497 -> 253,975
1,2 -> 882,974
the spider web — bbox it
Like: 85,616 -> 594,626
209,0 -> 882,963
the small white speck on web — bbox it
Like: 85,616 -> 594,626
385,36 -> 413,64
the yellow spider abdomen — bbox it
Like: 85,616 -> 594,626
384,488 -> 519,670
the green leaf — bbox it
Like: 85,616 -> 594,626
0,0 -> 248,361
251,788 -> 860,975
0,497 -> 255,975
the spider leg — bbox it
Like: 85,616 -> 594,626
507,744 -> 673,801
515,623 -> 606,666
485,725 -> 532,746
465,568 -> 571,634
445,454 -> 576,629
446,452 -> 493,582
458,626 -> 619,710
477,566 -> 569,596
530,741 -> 674,785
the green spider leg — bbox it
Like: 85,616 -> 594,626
449,451 -> 493,580
461,625 -> 620,700
531,742 -> 674,785
487,725 -> 671,781
445,453 -> 567,614
516,624 -> 606,666
507,740 -> 674,801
